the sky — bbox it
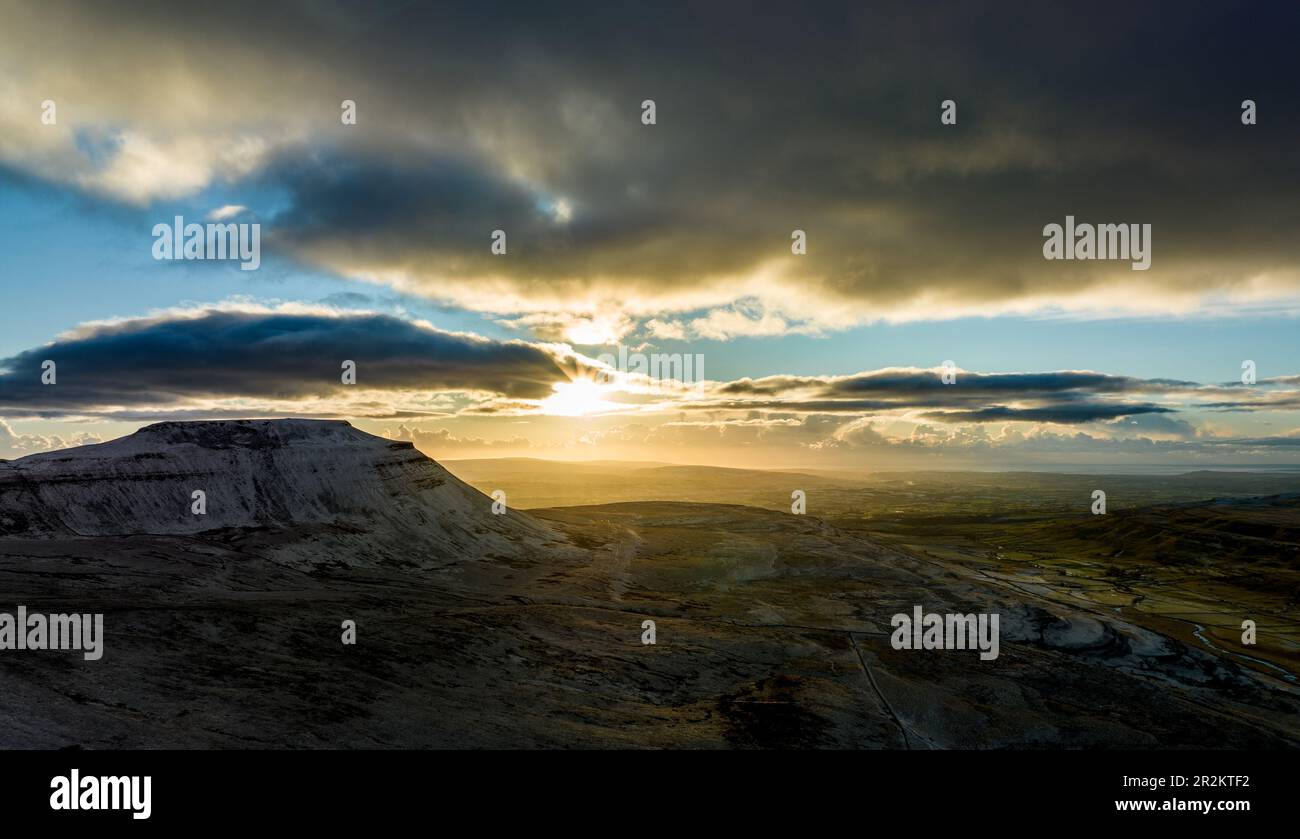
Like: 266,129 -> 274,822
2,0 -> 1299,470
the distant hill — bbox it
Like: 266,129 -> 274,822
1062,492 -> 1300,569
441,456 -> 1300,516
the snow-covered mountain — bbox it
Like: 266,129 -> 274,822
0,419 -> 553,555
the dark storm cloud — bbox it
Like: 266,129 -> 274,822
8,1 -> 1300,334
697,399 -> 906,413
684,398 -> 1175,423
1201,397 -> 1300,412
1203,436 -> 1300,448
920,404 -> 1174,424
691,369 -> 1188,423
693,367 -> 1300,423
0,309 -> 570,413
275,0 -> 1300,322
719,370 -> 1198,399
263,152 -> 537,246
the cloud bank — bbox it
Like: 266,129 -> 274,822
4,1 -> 1300,342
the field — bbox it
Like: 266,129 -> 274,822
449,460 -> 1300,687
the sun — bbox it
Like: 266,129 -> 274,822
541,378 -> 616,417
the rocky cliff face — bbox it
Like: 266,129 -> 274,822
0,419 -> 553,558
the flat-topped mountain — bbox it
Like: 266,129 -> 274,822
0,419 -> 553,555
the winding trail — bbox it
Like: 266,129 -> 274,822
849,633 -> 915,750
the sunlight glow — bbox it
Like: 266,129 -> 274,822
541,378 -> 618,416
